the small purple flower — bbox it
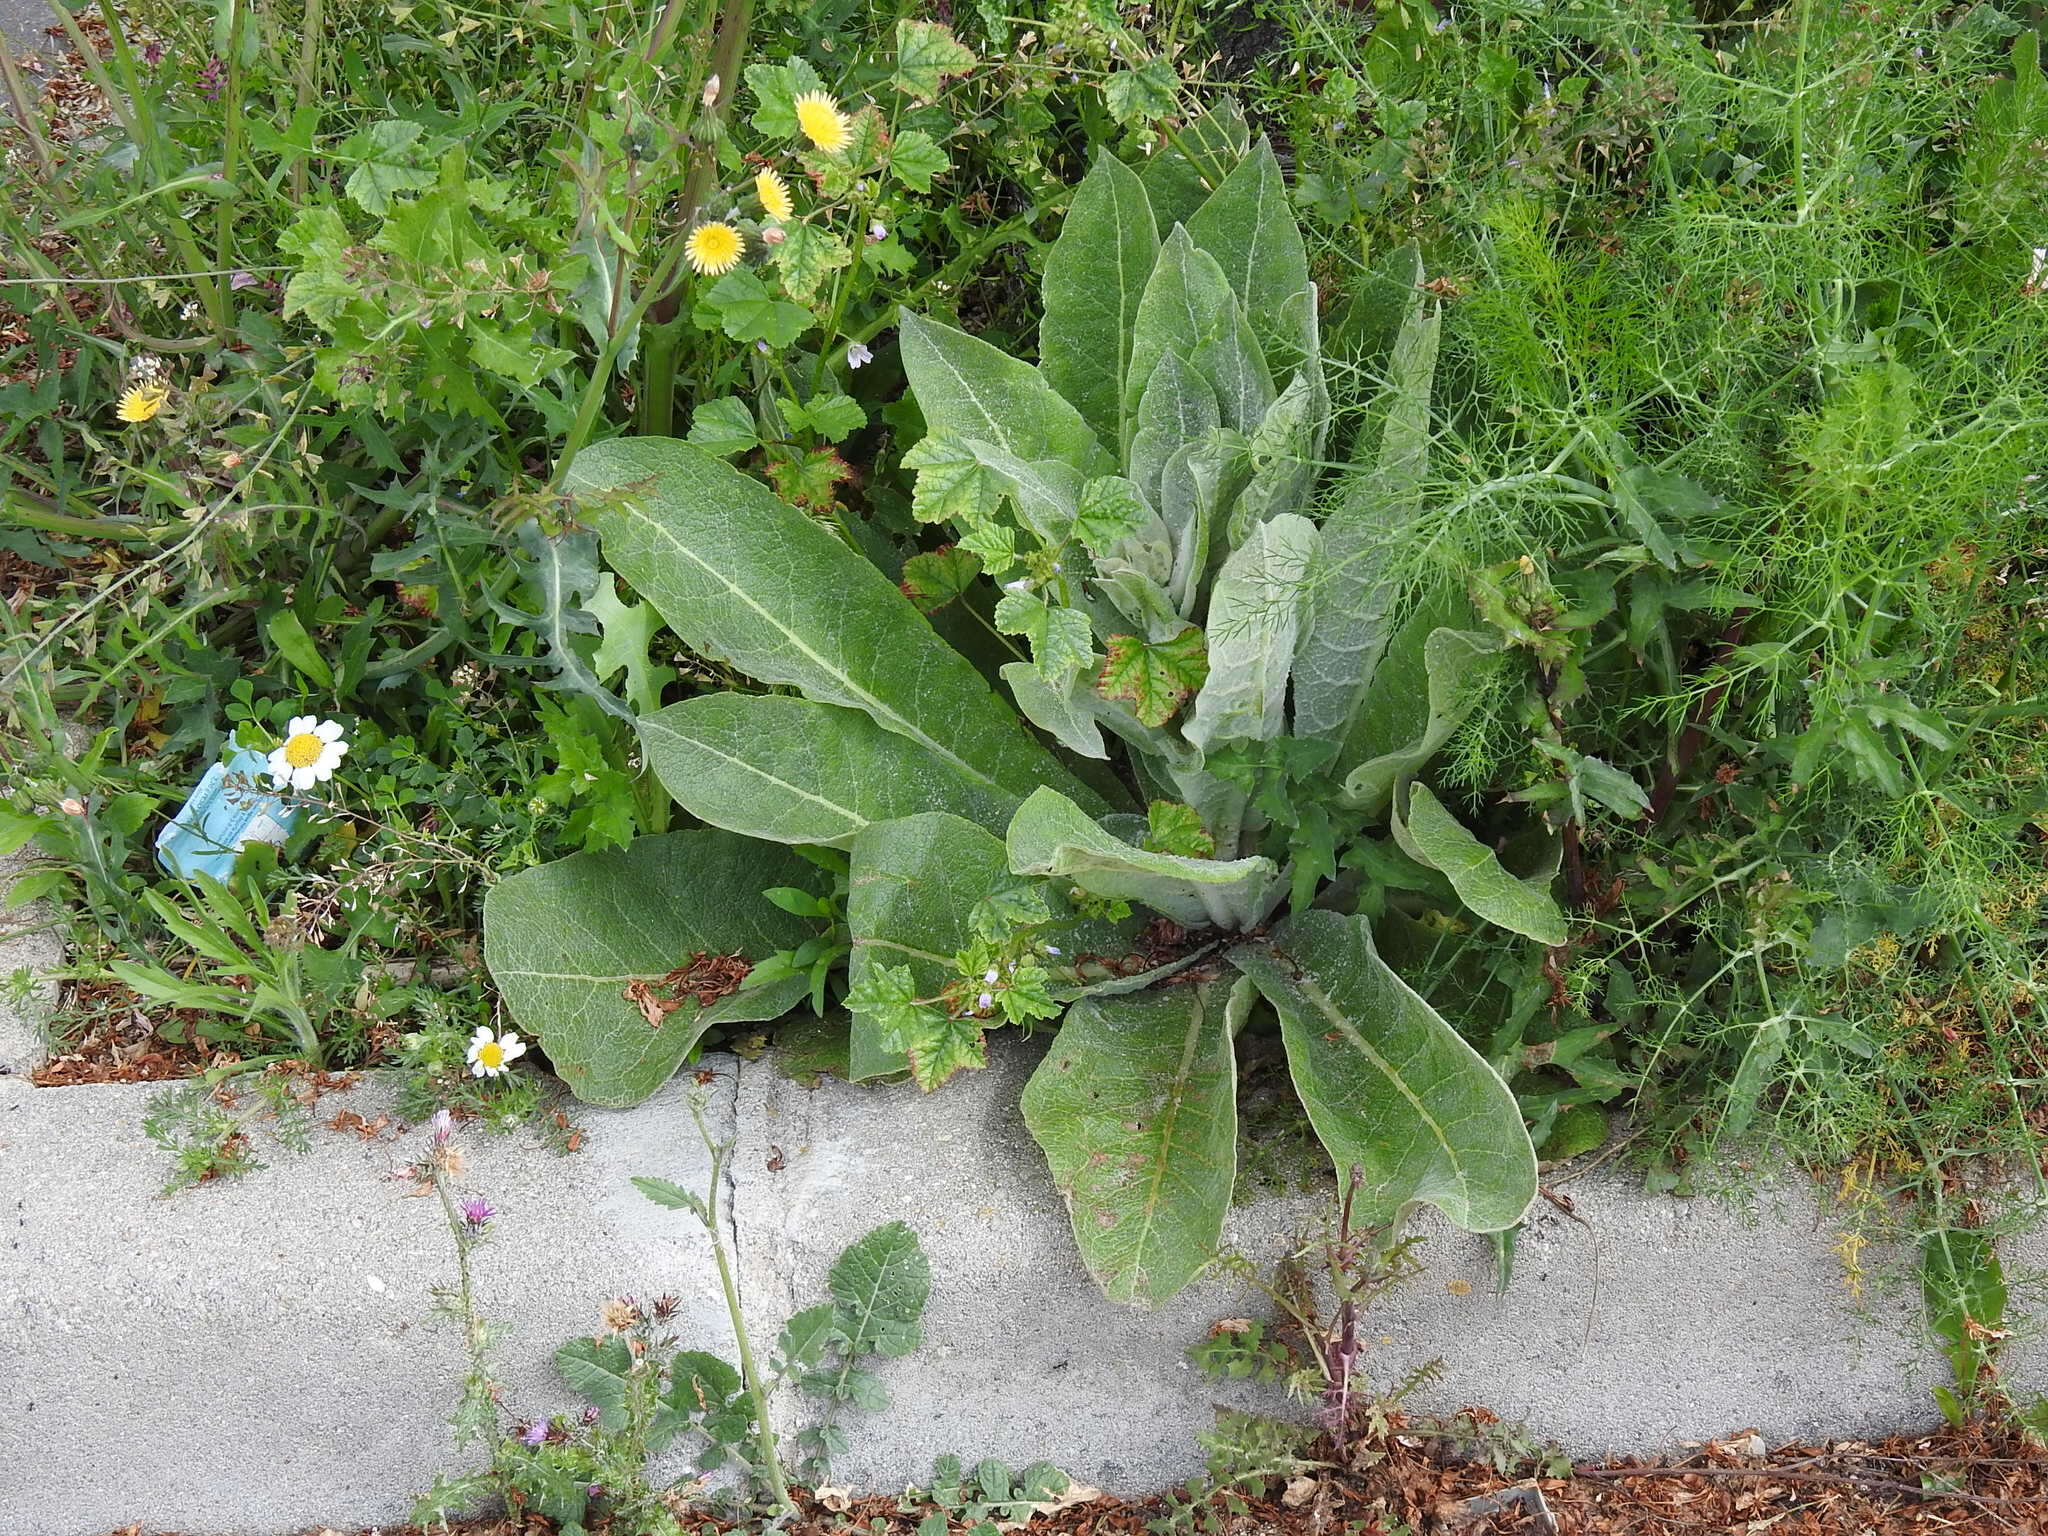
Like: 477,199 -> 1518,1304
229,270 -> 259,292
846,341 -> 873,370
431,1107 -> 454,1145
459,1195 -> 496,1232
582,1405 -> 601,1424
520,1419 -> 549,1447
869,220 -> 888,242
197,56 -> 225,100
142,40 -> 163,67
588,1484 -> 606,1498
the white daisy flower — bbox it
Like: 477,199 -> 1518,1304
266,716 -> 349,791
467,1026 -> 527,1078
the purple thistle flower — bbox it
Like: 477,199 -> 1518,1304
431,1107 -> 454,1145
197,56 -> 225,100
520,1419 -> 549,1447
581,1405 -> 601,1425
142,40 -> 163,67
459,1195 -> 495,1231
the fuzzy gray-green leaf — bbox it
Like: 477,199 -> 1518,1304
1232,911 -> 1536,1232
1394,783 -> 1567,946
566,436 -> 1090,809
1293,288 -> 1441,746
899,310 -> 1112,474
640,694 -> 1020,848
1021,982 -> 1243,1305
1186,137 -> 1314,378
1186,513 -> 1318,752
1340,617 -> 1501,816
1042,149 -> 1159,452
483,831 -> 819,1106
1006,786 -> 1279,930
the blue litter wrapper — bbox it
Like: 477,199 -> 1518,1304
155,744 -> 303,881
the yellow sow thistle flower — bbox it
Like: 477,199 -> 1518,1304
116,382 -> 169,423
793,90 -> 850,153
755,167 -> 794,222
684,221 -> 745,276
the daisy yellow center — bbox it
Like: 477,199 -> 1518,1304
477,1041 -> 505,1068
282,732 -> 325,768
794,93 -> 849,152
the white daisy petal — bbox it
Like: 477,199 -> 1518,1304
501,1038 -> 527,1062
471,1061 -> 487,1077
472,1026 -> 495,1043
315,719 -> 343,741
287,715 -> 315,737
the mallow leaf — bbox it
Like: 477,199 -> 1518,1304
845,813 -> 1012,1081
482,831 -> 821,1106
1231,910 -> 1536,1232
639,694 -> 1020,848
1393,783 -> 1568,946
1021,981 -> 1245,1305
994,590 -> 1097,683
828,1220 -> 931,1356
1096,625 -> 1209,728
1006,787 -> 1280,930
565,437 -> 1094,810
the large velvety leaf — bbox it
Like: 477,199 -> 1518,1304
845,812 -> 1012,1080
1139,100 -> 1250,229
1185,137 -> 1314,377
483,831 -> 819,1107
1392,783 -> 1568,946
640,694 -> 1020,848
1340,618 -> 1501,816
565,437 -> 1091,808
899,310 -> 1112,474
1130,350 -> 1221,514
1006,787 -> 1279,930
1293,279 -> 1440,745
1231,911 -> 1535,1232
1186,513 -> 1318,752
1021,982 -> 1244,1306
1041,149 -> 1160,453
1124,228 -> 1272,436
1002,662 -> 1109,759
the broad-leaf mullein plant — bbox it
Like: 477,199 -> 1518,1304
484,122 -> 1565,1305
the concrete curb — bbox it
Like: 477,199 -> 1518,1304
6,1039 -> 2044,1536
3,852 -> 2045,1535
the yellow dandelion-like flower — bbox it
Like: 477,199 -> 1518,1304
684,221 -> 744,277
793,91 -> 850,153
755,167 -> 794,222
116,382 -> 169,423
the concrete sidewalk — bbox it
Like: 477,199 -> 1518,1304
4,847 -> 2044,1535
6,1037 -> 2039,1536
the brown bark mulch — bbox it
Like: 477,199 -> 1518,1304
96,1409 -> 2048,1536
